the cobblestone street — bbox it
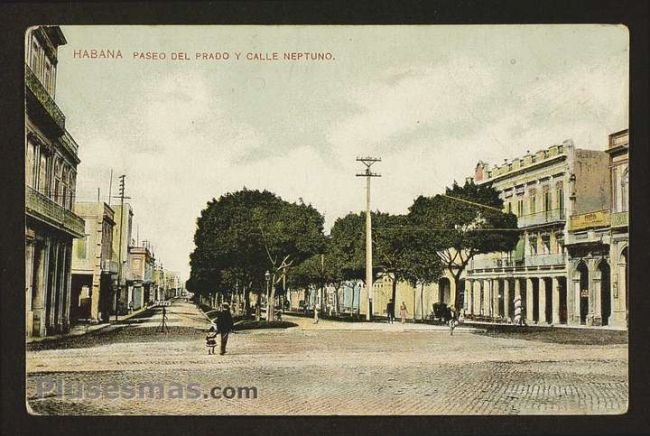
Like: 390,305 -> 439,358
26,299 -> 628,415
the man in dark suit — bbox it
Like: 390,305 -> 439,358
216,303 -> 234,355
386,299 -> 395,324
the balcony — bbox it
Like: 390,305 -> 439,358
569,210 -> 610,231
25,185 -> 84,238
610,211 -> 628,229
25,64 -> 65,135
470,253 -> 565,271
524,253 -> 566,268
100,259 -> 120,274
470,257 -> 515,270
517,208 -> 565,228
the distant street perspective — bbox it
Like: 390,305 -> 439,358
24,25 -> 629,415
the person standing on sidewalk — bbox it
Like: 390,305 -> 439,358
205,326 -> 217,355
216,303 -> 234,355
399,301 -> 408,324
313,301 -> 320,324
448,307 -> 457,336
386,299 -> 395,324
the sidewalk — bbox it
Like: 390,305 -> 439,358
283,314 -> 479,332
461,318 -> 628,331
26,306 -> 150,344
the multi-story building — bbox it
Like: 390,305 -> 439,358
70,202 -> 118,323
164,271 -> 181,299
110,203 -> 133,315
152,264 -> 166,302
127,244 -> 154,310
606,129 -> 629,328
466,139 -> 610,327
25,26 -> 85,337
564,129 -> 629,328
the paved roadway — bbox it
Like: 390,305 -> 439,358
26,299 -> 628,415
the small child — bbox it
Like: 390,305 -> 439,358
206,325 -> 217,355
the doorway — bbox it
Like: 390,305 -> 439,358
598,260 -> 611,326
577,261 -> 589,325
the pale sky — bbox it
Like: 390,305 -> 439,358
55,25 -> 628,279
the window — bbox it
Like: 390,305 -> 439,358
29,39 -> 40,73
62,167 -> 68,208
543,190 -> 551,213
75,221 -> 89,259
529,190 -> 537,214
621,167 -> 628,212
44,60 -> 53,95
38,154 -> 47,193
507,202 -> 512,214
541,234 -> 551,255
26,140 -> 36,187
556,182 -> 564,212
530,196 -> 536,214
528,235 -> 537,256
517,199 -> 524,217
54,159 -> 63,204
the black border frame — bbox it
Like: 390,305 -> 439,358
1,1 -> 648,435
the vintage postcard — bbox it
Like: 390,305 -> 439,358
24,25 -> 628,415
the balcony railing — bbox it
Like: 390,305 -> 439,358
610,211 -> 628,229
524,253 -> 566,268
470,257 -> 515,270
25,64 -> 65,133
470,253 -> 565,270
100,259 -> 120,274
25,185 -> 84,237
517,208 -> 565,228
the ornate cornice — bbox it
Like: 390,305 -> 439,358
26,130 -> 54,156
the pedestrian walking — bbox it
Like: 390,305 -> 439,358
255,301 -> 261,321
205,326 -> 217,355
386,299 -> 395,324
448,307 -> 457,336
215,303 -> 234,355
400,301 -> 408,324
313,302 -> 320,324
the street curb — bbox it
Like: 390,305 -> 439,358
26,306 -> 150,344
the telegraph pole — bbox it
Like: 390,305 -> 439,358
356,157 -> 381,321
115,174 -> 128,321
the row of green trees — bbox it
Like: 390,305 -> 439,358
187,181 -> 519,320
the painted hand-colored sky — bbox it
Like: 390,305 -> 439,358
56,25 -> 628,280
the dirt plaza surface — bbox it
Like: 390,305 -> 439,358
26,299 -> 628,415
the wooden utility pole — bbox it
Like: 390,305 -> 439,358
356,157 -> 381,321
113,175 -> 131,321
116,175 -> 126,321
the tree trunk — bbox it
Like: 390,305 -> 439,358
334,286 -> 340,315
420,282 -> 425,320
243,286 -> 250,316
391,275 -> 398,318
320,284 -> 324,314
453,273 -> 462,310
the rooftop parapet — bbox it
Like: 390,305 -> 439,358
475,142 -> 570,183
